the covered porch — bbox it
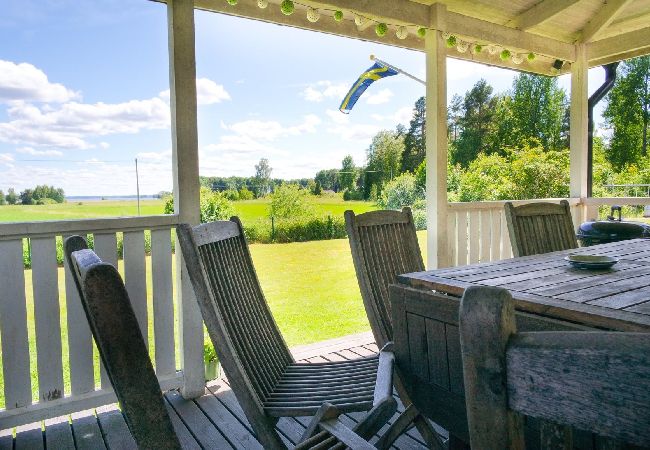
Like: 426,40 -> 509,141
2,0 -> 650,446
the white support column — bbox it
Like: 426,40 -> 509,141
167,0 -> 204,399
425,4 -> 450,269
570,44 -> 590,226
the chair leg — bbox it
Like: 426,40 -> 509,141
375,405 -> 445,450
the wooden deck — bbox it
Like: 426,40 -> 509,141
0,332 -> 436,449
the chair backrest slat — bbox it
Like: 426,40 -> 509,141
64,236 -> 180,450
504,200 -> 578,257
178,219 -> 293,409
346,208 -> 424,347
459,286 -> 650,449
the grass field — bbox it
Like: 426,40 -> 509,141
0,196 -> 388,407
0,195 -> 377,224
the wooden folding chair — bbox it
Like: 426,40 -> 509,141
459,285 -> 650,449
64,236 -> 181,449
504,200 -> 578,257
177,218 -> 397,449
346,207 -> 446,449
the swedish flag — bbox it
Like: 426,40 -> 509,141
339,62 -> 399,114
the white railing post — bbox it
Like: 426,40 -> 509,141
570,43 -> 589,229
167,0 -> 205,399
425,3 -> 450,269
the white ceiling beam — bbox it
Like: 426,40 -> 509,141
445,11 -> 576,61
307,0 -> 576,60
588,25 -> 650,61
508,0 -> 581,30
578,0 -> 633,43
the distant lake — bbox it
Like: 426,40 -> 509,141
66,195 -> 161,202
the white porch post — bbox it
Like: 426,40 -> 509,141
167,0 -> 205,398
570,44 -> 590,226
425,4 -> 450,269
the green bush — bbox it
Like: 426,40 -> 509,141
222,189 -> 240,201
269,184 -> 313,219
163,188 -> 234,223
35,198 -> 58,205
238,187 -> 255,200
272,216 -> 346,243
377,173 -> 424,209
343,189 -> 364,201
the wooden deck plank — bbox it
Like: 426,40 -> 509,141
212,383 -> 294,448
44,416 -> 75,450
164,400 -> 201,450
95,406 -> 136,450
3,333 -> 433,449
70,411 -> 106,450
165,390 -> 232,449
14,423 -> 43,450
195,384 -> 263,450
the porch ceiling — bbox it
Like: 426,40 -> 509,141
153,0 -> 650,76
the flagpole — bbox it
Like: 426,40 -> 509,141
370,54 -> 426,86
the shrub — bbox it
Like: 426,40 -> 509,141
36,198 -> 57,205
238,187 -> 254,200
377,173 -> 424,210
272,215 -> 346,243
343,189 -> 364,201
269,184 -> 313,219
222,189 -> 240,201
163,188 -> 234,223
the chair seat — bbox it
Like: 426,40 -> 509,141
264,355 -> 380,416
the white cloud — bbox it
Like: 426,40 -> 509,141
365,88 -> 393,105
0,97 -> 170,149
369,106 -> 413,125
136,150 -> 172,161
159,77 -> 230,105
221,115 -> 321,141
301,81 -> 348,102
0,153 -> 14,162
326,109 -> 349,125
0,60 -> 79,103
327,123 -> 381,141
16,146 -> 63,157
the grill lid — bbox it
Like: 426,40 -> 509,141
577,206 -> 650,240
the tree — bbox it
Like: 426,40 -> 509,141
0,190 -> 5,205
401,96 -> 426,173
315,169 -> 340,192
252,158 -> 272,197
452,79 -> 498,167
5,188 -> 17,205
20,189 -> 34,205
603,56 -> 650,169
338,155 -> 356,192
269,184 -> 312,219
509,73 -> 568,150
366,130 -> 404,197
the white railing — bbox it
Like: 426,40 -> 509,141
0,215 -> 186,429
446,198 -> 583,267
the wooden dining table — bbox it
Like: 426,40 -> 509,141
391,238 -> 650,448
399,238 -> 650,332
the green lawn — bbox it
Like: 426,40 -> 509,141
0,195 -> 377,224
0,196 -> 389,408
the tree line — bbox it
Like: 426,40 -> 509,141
314,55 -> 650,203
0,185 -> 65,205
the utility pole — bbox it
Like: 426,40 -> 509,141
135,158 -> 141,216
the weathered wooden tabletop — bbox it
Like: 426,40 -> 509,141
399,239 -> 650,332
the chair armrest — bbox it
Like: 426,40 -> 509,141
374,342 -> 395,406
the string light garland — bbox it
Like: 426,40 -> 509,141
230,0 -> 540,66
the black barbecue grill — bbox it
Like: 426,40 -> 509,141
577,206 -> 650,247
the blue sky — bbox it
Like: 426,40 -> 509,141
0,0 -> 608,196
